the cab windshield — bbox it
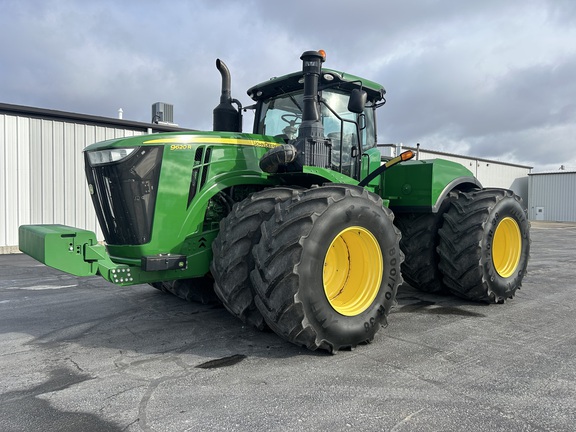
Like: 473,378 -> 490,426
255,89 -> 376,150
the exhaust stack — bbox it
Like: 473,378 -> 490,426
213,59 -> 242,132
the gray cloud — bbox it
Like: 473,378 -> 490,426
1,0 -> 574,170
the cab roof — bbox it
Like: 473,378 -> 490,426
247,68 -> 386,103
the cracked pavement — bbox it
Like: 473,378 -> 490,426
1,221 -> 575,431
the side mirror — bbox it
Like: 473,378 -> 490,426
347,89 -> 367,114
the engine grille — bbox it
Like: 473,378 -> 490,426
85,146 -> 163,245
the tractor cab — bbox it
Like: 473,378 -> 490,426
247,63 -> 386,179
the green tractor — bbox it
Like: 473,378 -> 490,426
19,50 -> 530,353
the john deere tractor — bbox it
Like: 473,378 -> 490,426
19,50 -> 530,353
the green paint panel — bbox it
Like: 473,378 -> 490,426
382,159 -> 476,209
302,166 -> 359,185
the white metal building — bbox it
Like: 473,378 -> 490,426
528,171 -> 576,222
378,144 -> 533,206
0,103 -> 187,253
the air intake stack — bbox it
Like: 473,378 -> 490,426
292,50 -> 331,170
298,50 -> 325,140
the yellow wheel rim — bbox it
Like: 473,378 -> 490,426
492,217 -> 522,278
323,226 -> 383,316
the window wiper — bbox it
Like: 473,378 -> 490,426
278,88 -> 303,113
288,93 -> 302,112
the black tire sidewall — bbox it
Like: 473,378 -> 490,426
211,187 -> 297,326
295,194 -> 401,345
482,196 -> 530,298
394,197 -> 451,294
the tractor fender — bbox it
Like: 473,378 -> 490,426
433,177 -> 482,212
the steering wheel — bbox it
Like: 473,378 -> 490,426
281,113 -> 302,127
277,113 -> 301,140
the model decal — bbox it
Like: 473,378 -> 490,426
144,136 -> 280,149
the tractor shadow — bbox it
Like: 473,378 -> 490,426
22,278 -> 324,362
20,279 -> 488,364
393,283 -> 488,318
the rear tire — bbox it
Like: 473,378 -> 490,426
251,184 -> 402,353
210,187 -> 298,330
149,277 -> 219,304
438,188 -> 530,303
394,199 -> 451,294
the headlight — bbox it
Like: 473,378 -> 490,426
87,147 -> 137,165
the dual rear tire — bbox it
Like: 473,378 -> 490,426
397,188 -> 530,303
437,188 -> 530,303
394,200 -> 451,294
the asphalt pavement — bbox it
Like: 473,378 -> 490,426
1,221 -> 575,431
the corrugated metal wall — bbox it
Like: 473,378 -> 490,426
0,112 -> 143,252
528,172 -> 576,222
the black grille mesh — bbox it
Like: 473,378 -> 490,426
85,146 -> 163,245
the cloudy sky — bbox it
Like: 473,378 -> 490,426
1,0 -> 575,171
